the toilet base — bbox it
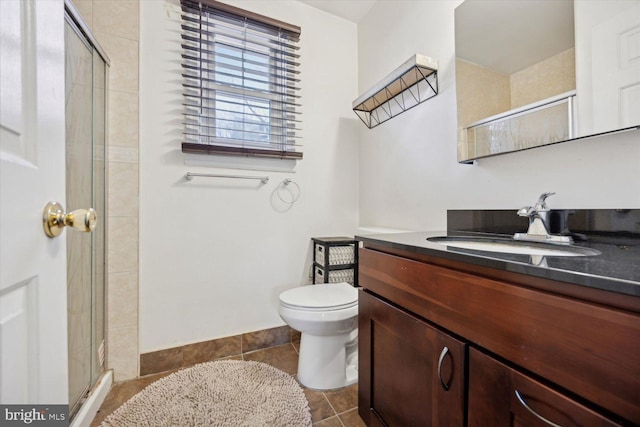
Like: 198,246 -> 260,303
297,330 -> 358,390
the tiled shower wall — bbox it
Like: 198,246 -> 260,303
72,0 -> 140,381
456,48 -> 576,129
455,59 -> 510,128
510,48 -> 576,109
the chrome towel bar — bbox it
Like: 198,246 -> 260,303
185,172 -> 269,184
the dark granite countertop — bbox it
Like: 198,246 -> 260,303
356,230 -> 640,297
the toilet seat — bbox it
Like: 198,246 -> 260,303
279,283 -> 358,312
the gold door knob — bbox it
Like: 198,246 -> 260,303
43,201 -> 97,238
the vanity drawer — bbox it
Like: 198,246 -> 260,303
358,248 -> 640,424
468,348 -> 621,426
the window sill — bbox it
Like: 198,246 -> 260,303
182,143 -> 300,173
181,143 -> 303,160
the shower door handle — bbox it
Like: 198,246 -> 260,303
43,201 -> 97,238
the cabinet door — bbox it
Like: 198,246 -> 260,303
468,348 -> 621,427
358,290 -> 465,426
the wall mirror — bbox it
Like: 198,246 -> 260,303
455,0 -> 640,163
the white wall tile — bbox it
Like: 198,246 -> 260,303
71,0 -> 93,30
108,146 -> 138,163
108,90 -> 139,147
107,326 -> 139,380
94,0 -> 139,41
107,161 -> 139,217
107,271 -> 138,329
89,0 -> 141,381
107,216 -> 138,273
95,32 -> 138,94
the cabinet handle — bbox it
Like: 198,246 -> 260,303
515,390 -> 563,427
437,346 -> 450,391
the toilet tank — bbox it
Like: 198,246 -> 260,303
356,227 -> 410,235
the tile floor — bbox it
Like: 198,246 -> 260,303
91,342 -> 365,426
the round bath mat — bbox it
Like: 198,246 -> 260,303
99,360 -> 312,427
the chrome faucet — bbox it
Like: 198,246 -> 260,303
514,192 -> 573,244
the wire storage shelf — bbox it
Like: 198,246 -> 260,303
352,54 -> 438,129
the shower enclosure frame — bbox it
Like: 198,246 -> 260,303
64,0 -> 110,420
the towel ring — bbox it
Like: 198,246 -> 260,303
277,179 -> 301,204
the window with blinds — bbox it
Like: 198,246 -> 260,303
180,0 -> 302,159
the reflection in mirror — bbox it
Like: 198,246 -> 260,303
575,0 -> 640,137
455,0 -> 640,163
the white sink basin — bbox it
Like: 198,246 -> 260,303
427,236 -> 601,257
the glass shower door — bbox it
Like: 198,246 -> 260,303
64,12 -> 107,418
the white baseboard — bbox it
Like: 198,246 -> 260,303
70,370 -> 113,427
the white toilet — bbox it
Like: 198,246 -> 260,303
279,282 -> 358,390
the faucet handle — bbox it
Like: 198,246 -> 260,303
517,206 -> 531,217
534,192 -> 555,210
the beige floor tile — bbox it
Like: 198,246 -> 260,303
91,369 -> 176,426
325,383 -> 358,414
242,343 -> 299,376
304,388 -> 335,423
339,408 -> 366,427
313,415 -> 344,427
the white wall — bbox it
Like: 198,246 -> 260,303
139,0 -> 359,352
358,0 -> 640,232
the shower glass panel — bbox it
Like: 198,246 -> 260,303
64,12 -> 107,418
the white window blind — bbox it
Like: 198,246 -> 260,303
180,0 -> 302,159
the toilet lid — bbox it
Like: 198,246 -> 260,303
280,283 -> 358,311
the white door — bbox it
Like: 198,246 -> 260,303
591,2 -> 640,133
0,0 -> 69,404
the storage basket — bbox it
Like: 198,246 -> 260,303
315,243 -> 355,266
314,266 -> 355,285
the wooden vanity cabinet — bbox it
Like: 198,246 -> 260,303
358,246 -> 640,426
359,290 -> 466,427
